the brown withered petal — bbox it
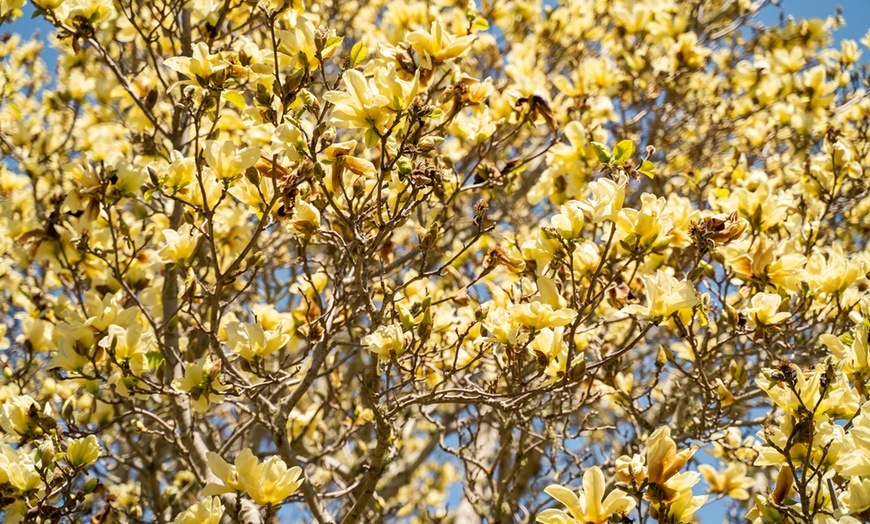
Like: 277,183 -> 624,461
771,466 -> 794,504
704,211 -> 746,246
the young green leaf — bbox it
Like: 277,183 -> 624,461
591,142 -> 611,164
349,41 -> 368,68
639,160 -> 656,178
613,140 -> 635,164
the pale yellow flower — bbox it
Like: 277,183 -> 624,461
203,140 -> 260,181
622,271 -> 699,321
202,448 -> 304,505
406,20 -> 475,69
173,497 -> 224,524
323,70 -> 391,133
741,293 -> 791,329
0,395 -> 38,439
66,435 -> 101,467
538,466 -> 636,524
224,321 -> 291,361
362,324 -> 405,359
158,223 -> 200,265
698,463 -> 754,500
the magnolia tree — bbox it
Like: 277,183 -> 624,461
2,0 -> 870,522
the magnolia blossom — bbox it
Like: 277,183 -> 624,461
158,223 -> 200,265
66,435 -> 101,467
741,292 -> 791,329
324,70 -> 391,132
538,466 -> 636,524
202,448 -> 304,505
362,324 -> 405,359
203,140 -> 260,181
173,497 -> 224,524
224,321 -> 291,361
0,395 -> 38,439
622,271 -> 699,320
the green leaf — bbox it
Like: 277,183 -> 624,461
472,17 -> 489,31
146,351 -> 165,370
349,41 -> 368,68
364,128 -> 378,148
639,160 -> 656,178
324,36 -> 344,50
222,91 -> 247,110
591,142 -> 611,164
613,139 -> 635,164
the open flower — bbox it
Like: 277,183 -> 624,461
622,271 -> 699,321
203,140 -> 261,182
66,435 -> 102,467
202,448 -> 303,506
323,70 -> 391,134
172,356 -> 227,413
100,322 -> 153,376
538,466 -> 636,524
173,497 -> 224,524
0,396 -> 38,440
224,321 -> 291,361
158,223 -> 200,265
406,20 -> 475,69
164,42 -> 227,91
362,324 -> 405,359
698,463 -> 754,500
645,426 -> 699,504
741,292 -> 791,330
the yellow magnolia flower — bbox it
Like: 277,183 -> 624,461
615,193 -> 672,250
57,0 -> 115,27
509,278 -> 577,330
66,435 -> 101,467
550,201 -> 585,241
362,324 -> 405,359
538,466 -> 636,524
622,271 -> 699,321
482,306 -> 518,345
172,356 -> 227,414
821,322 -> 870,378
5,451 -> 43,493
203,140 -> 261,182
580,174 -> 627,223
202,448 -> 304,505
757,363 -> 859,421
0,395 -> 38,439
323,70 -> 391,133
660,488 -> 707,522
698,463 -> 754,500
741,292 -> 791,330
528,327 -> 565,363
279,18 -> 324,69
842,477 -> 870,514
100,322 -> 153,376
83,291 -> 139,332
0,0 -> 24,17
373,64 -> 420,112
164,42 -> 228,91
161,151 -> 196,193
406,20 -> 475,69
50,321 -> 95,372
645,426 -> 698,504
158,223 -> 200,265
224,321 -> 291,361
728,236 -> 805,292
288,198 -> 321,235
173,497 -> 224,524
